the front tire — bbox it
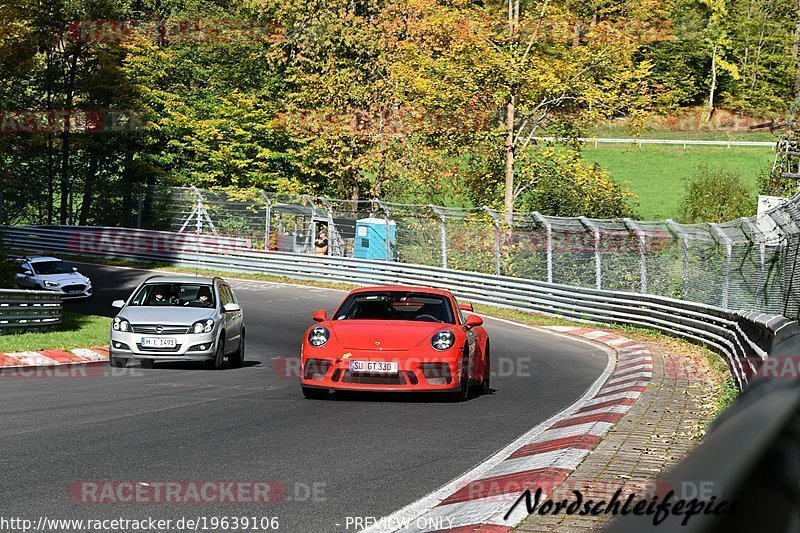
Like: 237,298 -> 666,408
480,344 -> 491,395
229,331 -> 245,368
450,352 -> 470,402
206,338 -> 224,370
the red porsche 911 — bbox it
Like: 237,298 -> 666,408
300,286 -> 490,401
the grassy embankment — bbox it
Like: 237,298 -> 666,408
579,127 -> 775,220
0,312 -> 110,353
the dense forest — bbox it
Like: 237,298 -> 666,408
2,0 -> 800,225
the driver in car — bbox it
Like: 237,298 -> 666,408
150,286 -> 173,305
185,286 -> 213,308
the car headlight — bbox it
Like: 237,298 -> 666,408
84,277 -> 91,285
43,280 -> 59,287
112,316 -> 131,332
308,326 -> 329,347
431,330 -> 455,351
192,319 -> 215,334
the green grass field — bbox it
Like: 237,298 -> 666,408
581,144 -> 774,220
1,312 -> 110,353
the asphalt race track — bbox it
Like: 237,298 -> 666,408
1,263 -> 607,532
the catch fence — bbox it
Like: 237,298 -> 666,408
4,182 -> 800,318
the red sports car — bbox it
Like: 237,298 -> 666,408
300,286 -> 490,401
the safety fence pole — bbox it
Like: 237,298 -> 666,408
430,205 -> 448,269
741,216 -> 765,309
624,218 -> 648,293
318,196 -> 334,256
710,223 -> 732,309
666,219 -> 689,300
532,212 -> 553,284
483,207 -> 501,275
580,217 -> 602,290
376,200 -> 391,260
259,191 -> 272,252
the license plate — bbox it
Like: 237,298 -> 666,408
349,360 -> 398,374
140,337 -> 176,348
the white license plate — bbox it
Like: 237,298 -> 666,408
349,360 -> 399,374
140,337 -> 176,348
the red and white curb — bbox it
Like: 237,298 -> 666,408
0,346 -> 110,367
362,325 -> 653,533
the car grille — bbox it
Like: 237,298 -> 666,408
341,371 -> 408,385
62,284 -> 86,292
131,324 -> 190,335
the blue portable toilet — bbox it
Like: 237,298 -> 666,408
353,217 -> 396,260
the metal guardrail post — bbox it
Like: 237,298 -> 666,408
430,205 -> 447,269
624,218 -> 648,293
259,191 -> 272,251
532,212 -> 553,284
483,207 -> 501,275
710,223 -> 732,309
580,216 -> 602,289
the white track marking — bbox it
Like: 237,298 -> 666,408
359,325 -> 616,533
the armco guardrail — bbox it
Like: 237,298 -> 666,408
0,288 -> 62,334
4,225 -> 790,387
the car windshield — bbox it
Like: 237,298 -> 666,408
334,292 -> 455,323
32,261 -> 74,275
129,283 -> 215,307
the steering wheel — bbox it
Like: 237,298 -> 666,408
414,314 -> 442,322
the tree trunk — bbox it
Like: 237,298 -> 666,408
59,47 -> 80,225
78,155 -> 98,225
706,43 -> 718,123
503,95 -> 515,223
503,0 -> 519,223
794,1 -> 800,95
45,49 -> 54,225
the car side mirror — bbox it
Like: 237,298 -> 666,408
459,302 -> 474,312
23,270 -> 33,276
72,267 -> 78,272
464,314 -> 483,329
312,310 -> 327,322
223,303 -> 242,313
111,300 -> 125,309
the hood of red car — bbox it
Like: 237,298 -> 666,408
329,321 -> 453,351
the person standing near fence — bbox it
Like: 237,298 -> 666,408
315,230 -> 328,255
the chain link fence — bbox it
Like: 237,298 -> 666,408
4,181 -> 800,317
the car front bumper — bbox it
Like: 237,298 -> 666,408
300,349 -> 464,393
109,330 -> 217,362
49,286 -> 93,299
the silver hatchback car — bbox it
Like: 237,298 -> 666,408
109,275 -> 245,369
